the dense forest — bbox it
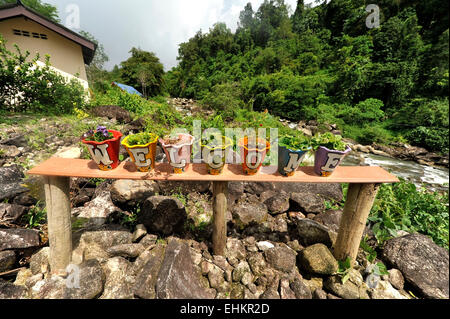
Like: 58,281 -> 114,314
163,0 -> 449,153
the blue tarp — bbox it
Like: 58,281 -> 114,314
112,82 -> 143,97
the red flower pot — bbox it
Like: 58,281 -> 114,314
82,130 -> 123,171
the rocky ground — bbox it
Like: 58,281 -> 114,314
0,105 -> 448,300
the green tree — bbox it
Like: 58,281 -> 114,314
120,47 -> 165,97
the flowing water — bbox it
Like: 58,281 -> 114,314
342,152 -> 449,192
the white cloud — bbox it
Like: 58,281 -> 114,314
44,0 -> 315,71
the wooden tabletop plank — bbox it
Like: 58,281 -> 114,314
27,157 -> 399,184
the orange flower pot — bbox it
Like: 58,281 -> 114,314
238,137 -> 271,176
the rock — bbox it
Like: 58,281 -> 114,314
324,270 -> 370,299
25,274 -> 43,289
0,228 -> 40,251
90,105 -> 132,124
247,252 -> 267,277
388,269 -> 405,291
0,145 -> 21,157
0,279 -> 28,299
313,210 -> 343,233
0,203 -> 27,224
257,241 -> 275,251
14,268 -> 33,286
110,180 -> 159,209
228,182 -> 244,204
232,200 -> 268,228
13,193 -> 37,206
140,234 -> 158,248
298,127 -> 313,137
208,264 -> 225,289
298,244 -> 338,276
156,238 -> 215,299
0,133 -> 27,147
72,190 -> 121,226
100,257 -> 136,299
274,183 -> 343,202
264,246 -> 297,273
295,218 -> 335,247
243,182 -> 275,195
290,278 -> 312,299
291,193 -> 325,214
232,261 -> 253,285
106,244 -> 145,258
53,146 -> 81,159
138,196 -> 187,235
370,280 -> 409,299
381,233 -> 449,299
29,247 -> 50,275
303,277 -> 323,292
263,191 -> 290,214
133,244 -> 165,299
0,250 -> 16,272
33,260 -> 105,299
313,288 -> 328,299
269,215 -> 288,233
280,278 -> 296,299
0,165 -> 28,202
286,240 -> 303,252
226,238 -> 247,260
132,224 -> 148,243
156,181 -> 211,195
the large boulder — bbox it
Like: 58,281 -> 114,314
156,238 -> 215,299
133,244 -> 166,299
0,133 -> 27,148
29,247 -> 50,275
138,196 -> 187,235
381,233 -> 449,299
264,246 -> 297,273
110,179 -> 159,210
0,203 -> 27,224
0,250 -> 16,272
90,105 -> 132,124
262,191 -> 290,215
295,218 -> 335,247
232,199 -> 268,228
100,257 -> 136,299
313,210 -> 343,233
0,165 -> 28,202
0,279 -> 28,299
274,183 -> 343,202
291,193 -> 325,214
324,269 -> 370,299
298,244 -> 338,276
0,228 -> 40,251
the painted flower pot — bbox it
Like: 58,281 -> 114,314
159,134 -> 195,174
238,137 -> 271,176
278,145 -> 310,177
121,134 -> 159,173
82,130 -> 123,171
201,136 -> 233,175
314,146 -> 352,177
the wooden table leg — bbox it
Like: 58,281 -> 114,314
334,183 -> 380,265
212,181 -> 228,256
44,176 -> 72,275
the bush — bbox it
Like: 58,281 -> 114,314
337,98 -> 385,125
203,82 -> 245,116
406,126 -> 450,153
369,180 -> 449,249
90,86 -> 148,114
0,36 -> 87,113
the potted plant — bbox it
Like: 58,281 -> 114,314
201,132 -> 233,175
121,132 -> 159,172
159,133 -> 195,174
277,134 -> 311,177
81,126 -> 123,171
311,132 -> 351,177
238,135 -> 271,176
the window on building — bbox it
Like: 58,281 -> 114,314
12,29 -> 48,40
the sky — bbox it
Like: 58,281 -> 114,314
44,0 -> 316,71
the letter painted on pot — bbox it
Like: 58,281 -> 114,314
167,147 -> 187,169
321,153 -> 344,172
86,144 -> 113,166
203,148 -> 224,169
129,148 -> 152,167
283,152 -> 307,174
246,152 -> 263,170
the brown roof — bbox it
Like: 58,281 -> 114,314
0,1 -> 97,65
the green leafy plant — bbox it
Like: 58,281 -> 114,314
310,132 -> 348,151
126,132 -> 158,146
279,134 -> 310,151
201,132 -> 228,148
22,203 -> 47,229
83,126 -> 113,142
337,257 -> 352,284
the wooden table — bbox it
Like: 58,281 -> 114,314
28,157 -> 399,274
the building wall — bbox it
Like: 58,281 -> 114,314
0,16 -> 88,81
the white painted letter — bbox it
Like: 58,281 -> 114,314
87,144 -> 113,166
